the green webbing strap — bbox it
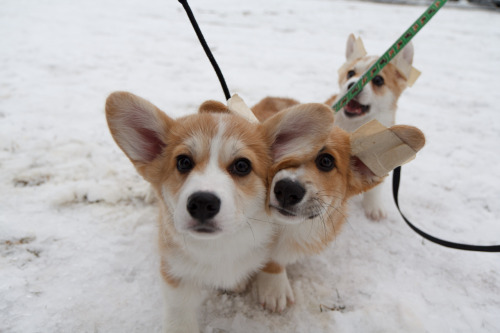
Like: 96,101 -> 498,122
332,0 -> 447,113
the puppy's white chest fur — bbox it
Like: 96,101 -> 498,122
165,211 -> 272,289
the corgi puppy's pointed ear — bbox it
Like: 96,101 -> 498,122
262,103 -> 334,161
391,42 -> 416,82
198,100 -> 229,114
345,33 -> 367,62
105,91 -> 173,167
394,41 -> 414,66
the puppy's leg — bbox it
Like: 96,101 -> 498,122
230,277 -> 250,294
361,181 -> 387,221
254,261 -> 294,312
162,279 -> 201,333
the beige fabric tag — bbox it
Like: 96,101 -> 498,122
227,94 -> 259,124
406,66 -> 421,87
351,120 -> 417,177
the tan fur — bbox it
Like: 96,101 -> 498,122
107,92 -> 343,323
198,100 -> 230,114
153,115 -> 271,284
160,258 -> 180,288
251,97 -> 299,122
271,125 -> 381,257
331,58 -> 408,111
325,59 -> 407,109
390,125 -> 426,152
106,92 -> 275,289
251,100 -> 425,311
261,261 -> 284,274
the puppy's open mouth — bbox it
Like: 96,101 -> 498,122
344,100 -> 370,118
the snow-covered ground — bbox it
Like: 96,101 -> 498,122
1,0 -> 499,332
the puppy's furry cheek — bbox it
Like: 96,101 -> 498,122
245,179 -> 267,215
161,184 -> 180,215
227,179 -> 256,217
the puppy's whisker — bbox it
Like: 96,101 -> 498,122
313,198 -> 347,240
311,198 -> 332,241
246,217 -> 282,226
245,219 -> 256,246
269,204 -> 297,217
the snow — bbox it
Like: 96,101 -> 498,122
1,0 -> 499,332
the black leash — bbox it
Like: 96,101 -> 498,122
393,167 -> 500,252
179,0 -> 500,253
178,0 -> 231,101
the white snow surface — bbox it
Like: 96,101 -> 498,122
1,0 -> 499,332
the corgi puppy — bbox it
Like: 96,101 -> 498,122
105,92 -> 334,332
252,101 -> 425,312
325,33 -> 418,220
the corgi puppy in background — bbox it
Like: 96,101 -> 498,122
252,100 -> 425,312
105,92 -> 334,333
325,33 -> 419,220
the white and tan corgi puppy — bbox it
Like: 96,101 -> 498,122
105,92 -> 334,333
325,33 -> 419,220
251,101 -> 425,312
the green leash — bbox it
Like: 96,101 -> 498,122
332,0 -> 447,113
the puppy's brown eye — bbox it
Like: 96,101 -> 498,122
229,158 -> 252,176
347,70 -> 356,79
315,153 -> 335,172
372,75 -> 384,87
177,155 -> 194,173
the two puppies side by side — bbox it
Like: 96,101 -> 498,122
325,33 -> 418,220
105,92 -> 335,333
252,101 -> 425,312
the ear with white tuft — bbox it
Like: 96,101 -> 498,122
262,103 -> 334,161
105,91 -> 173,166
345,33 -> 367,62
395,41 -> 414,66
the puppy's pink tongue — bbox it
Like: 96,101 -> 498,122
345,100 -> 363,114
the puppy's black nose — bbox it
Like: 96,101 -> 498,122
187,192 -> 221,222
274,179 -> 306,208
347,82 -> 355,90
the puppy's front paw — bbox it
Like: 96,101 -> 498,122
363,202 -> 387,221
255,270 -> 294,312
362,190 -> 386,221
